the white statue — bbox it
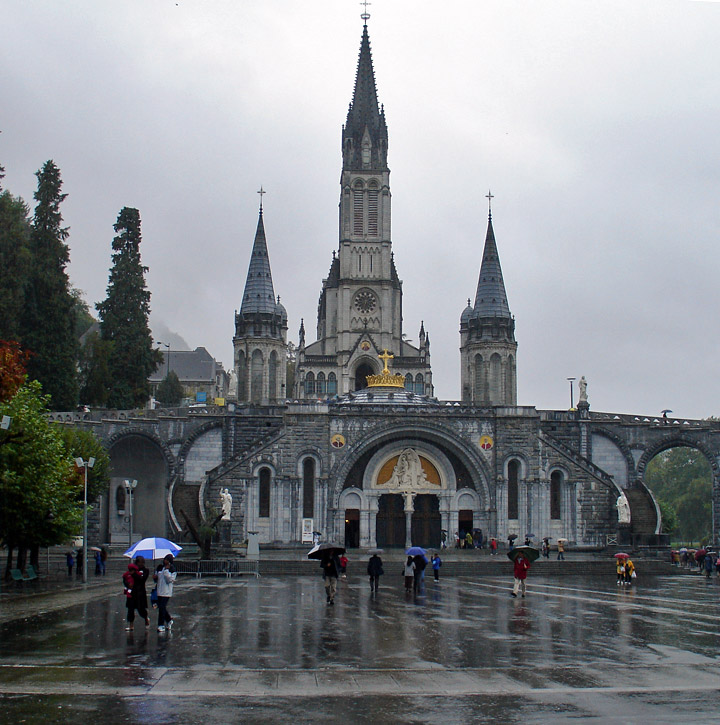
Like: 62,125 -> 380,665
220,488 -> 232,521
579,376 -> 588,403
385,448 -> 429,490
616,493 -> 631,524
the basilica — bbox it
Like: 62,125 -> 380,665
216,22 -> 640,550
79,22 -> 671,552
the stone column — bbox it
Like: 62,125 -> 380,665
367,497 -> 379,548
404,491 -> 415,548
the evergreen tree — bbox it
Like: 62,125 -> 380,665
78,331 -> 111,407
97,207 -> 160,409
156,370 -> 184,407
19,161 -> 78,410
0,166 -> 32,342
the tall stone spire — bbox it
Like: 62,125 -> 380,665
342,24 -> 388,171
233,201 -> 287,404
473,214 -> 511,318
460,205 -> 517,406
240,207 -> 277,315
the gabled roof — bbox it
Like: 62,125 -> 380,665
149,347 -> 223,383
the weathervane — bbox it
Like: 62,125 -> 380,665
486,189 -> 494,217
360,0 -> 371,23
257,186 -> 266,212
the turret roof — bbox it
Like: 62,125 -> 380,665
472,214 -> 511,318
240,209 -> 277,315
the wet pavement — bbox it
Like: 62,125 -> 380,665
1,572 -> 720,723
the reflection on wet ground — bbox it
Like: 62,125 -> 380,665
2,574 -> 720,722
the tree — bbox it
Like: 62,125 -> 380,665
19,161 -> 78,410
71,288 -> 96,340
78,331 -> 111,407
0,340 -> 29,403
0,381 -> 80,578
58,427 -> 110,502
645,446 -> 712,542
0,181 -> 32,342
96,207 -> 161,409
156,370 -> 184,407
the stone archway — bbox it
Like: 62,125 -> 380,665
354,362 -> 375,391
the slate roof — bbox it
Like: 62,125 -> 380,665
149,347 -> 223,383
472,215 -> 511,318
240,210 -> 277,316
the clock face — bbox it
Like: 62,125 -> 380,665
354,290 -> 377,314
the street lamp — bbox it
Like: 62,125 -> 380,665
74,456 -> 95,584
567,377 -> 576,410
156,340 -> 170,378
124,479 -> 138,547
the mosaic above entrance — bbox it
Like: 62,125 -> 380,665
375,448 -> 442,490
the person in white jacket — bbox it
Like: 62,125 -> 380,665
154,554 -> 177,632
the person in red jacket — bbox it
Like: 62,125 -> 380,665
510,552 -> 531,598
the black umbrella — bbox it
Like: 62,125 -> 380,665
508,534 -> 518,541
307,542 -> 346,560
507,545 -> 540,563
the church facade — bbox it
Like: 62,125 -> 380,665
211,23 -> 644,550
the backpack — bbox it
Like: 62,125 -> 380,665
122,570 -> 134,598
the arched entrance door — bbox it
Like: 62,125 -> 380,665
376,494 -> 405,547
354,363 -> 374,391
411,494 -> 441,548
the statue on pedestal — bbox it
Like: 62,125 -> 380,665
616,492 -> 631,524
385,448 -> 429,490
579,376 -> 588,403
220,488 -> 232,521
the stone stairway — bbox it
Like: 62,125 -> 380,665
624,484 -> 658,534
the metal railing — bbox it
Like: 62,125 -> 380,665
173,559 -> 259,578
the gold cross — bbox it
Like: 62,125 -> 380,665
378,348 -> 393,374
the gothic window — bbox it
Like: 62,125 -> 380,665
362,143 -> 371,165
269,351 -> 278,402
368,186 -> 379,236
327,373 -> 337,395
490,353 -> 502,403
258,467 -> 271,518
236,351 -> 247,401
316,372 -> 326,395
507,459 -> 519,519
415,374 -> 424,395
305,372 -> 315,396
405,374 -> 413,390
303,458 -> 315,519
550,471 -> 563,520
353,182 -> 364,235
506,355 -> 515,404
251,349 -> 263,403
474,354 -> 486,402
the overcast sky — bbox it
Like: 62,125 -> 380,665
2,1 -> 718,418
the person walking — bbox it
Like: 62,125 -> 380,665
490,538 -> 498,556
557,540 -> 565,561
367,553 -> 383,592
704,552 -> 715,579
403,556 -> 415,592
154,554 -> 177,631
440,530 -> 447,549
541,538 -> 550,559
616,556 -> 626,585
339,554 -> 348,579
431,554 -> 442,582
124,556 -> 150,631
465,532 -> 473,550
320,551 -> 341,605
511,552 -> 531,598
624,557 -> 635,585
94,550 -> 103,576
66,551 -> 74,578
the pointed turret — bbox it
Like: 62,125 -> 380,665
460,205 -> 517,406
233,201 -> 288,404
342,24 -> 388,171
240,208 -> 277,315
473,214 -> 511,318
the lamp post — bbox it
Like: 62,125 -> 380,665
124,479 -> 138,548
567,377 -> 576,410
74,456 -> 95,584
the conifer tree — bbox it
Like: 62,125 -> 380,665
97,207 -> 160,409
19,160 -> 78,410
0,165 -> 32,342
156,370 -> 184,407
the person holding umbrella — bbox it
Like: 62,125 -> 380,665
508,545 -> 539,597
154,554 -> 177,632
307,542 -> 345,605
615,553 -> 628,585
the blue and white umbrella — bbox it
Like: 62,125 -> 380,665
123,537 -> 182,560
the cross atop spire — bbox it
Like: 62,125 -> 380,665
257,186 -> 266,213
486,189 -> 494,219
360,0 -> 371,24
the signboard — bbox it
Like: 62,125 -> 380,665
302,518 -> 314,543
196,391 -> 207,403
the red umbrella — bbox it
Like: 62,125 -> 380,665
614,553 -> 630,559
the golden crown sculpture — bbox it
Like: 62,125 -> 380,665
366,349 -> 405,388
